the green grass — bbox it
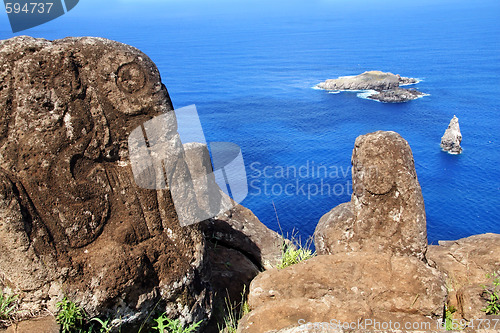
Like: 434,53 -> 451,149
0,291 -> 18,321
272,201 -> 315,270
444,305 -> 457,331
56,297 -> 85,333
89,317 -> 114,333
151,314 -> 202,333
277,234 -> 315,270
481,272 -> 500,315
218,286 -> 250,333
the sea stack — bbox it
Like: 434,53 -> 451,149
440,115 -> 462,154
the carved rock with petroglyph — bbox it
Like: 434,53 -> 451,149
0,36 -> 213,327
0,36 -> 282,329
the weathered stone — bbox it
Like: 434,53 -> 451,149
440,115 -> 462,154
3,316 -> 59,333
315,131 -> 428,260
427,233 -> 500,321
203,241 -> 259,333
183,142 -> 233,222
368,87 -> 426,103
238,253 -> 446,333
315,71 -> 425,103
316,71 -> 417,91
0,36 -> 208,326
183,141 -> 282,269
182,142 -> 283,332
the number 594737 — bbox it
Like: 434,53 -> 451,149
5,2 -> 53,14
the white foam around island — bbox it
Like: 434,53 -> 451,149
356,90 -> 378,100
400,78 -> 422,86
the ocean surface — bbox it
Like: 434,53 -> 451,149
1,0 -> 499,244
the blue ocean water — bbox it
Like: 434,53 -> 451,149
1,0 -> 499,244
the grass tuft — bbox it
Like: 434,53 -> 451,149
152,314 -> 202,333
0,291 -> 18,321
277,233 -> 315,269
218,286 -> 250,333
56,297 -> 85,333
481,272 -> 500,315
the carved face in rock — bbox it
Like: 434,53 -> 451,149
0,36 -> 188,251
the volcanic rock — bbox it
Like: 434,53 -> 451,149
314,131 -> 428,260
427,233 -> 500,321
368,87 -> 426,103
0,36 -> 281,329
316,71 -> 417,91
315,71 -> 425,103
440,115 -> 463,154
237,253 -> 446,333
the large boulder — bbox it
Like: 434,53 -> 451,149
0,36 -> 282,329
315,131 -> 428,260
237,131 -> 450,333
237,253 -> 446,333
427,233 -> 500,321
184,143 -> 282,271
183,142 -> 282,332
0,35 -> 208,324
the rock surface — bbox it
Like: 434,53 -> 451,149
315,131 -> 428,260
367,87 -> 426,103
184,143 -> 283,271
316,71 -> 417,90
427,233 -> 500,321
316,71 -> 425,103
440,115 -> 463,154
0,36 -> 281,329
3,316 -> 59,333
236,131 -> 497,333
183,142 -> 283,332
237,131 -> 450,333
0,35 -> 209,325
237,253 -> 446,333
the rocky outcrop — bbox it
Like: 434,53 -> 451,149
315,131 -> 428,260
367,87 -> 425,103
0,35 -> 209,325
236,130 -> 498,333
184,143 -> 282,271
315,71 -> 425,103
237,131 -> 449,333
440,115 -> 463,154
427,234 -> 500,321
316,71 -> 417,91
183,142 -> 282,332
0,36 -> 281,329
238,253 -> 445,333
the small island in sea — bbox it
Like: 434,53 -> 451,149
315,70 -> 427,103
